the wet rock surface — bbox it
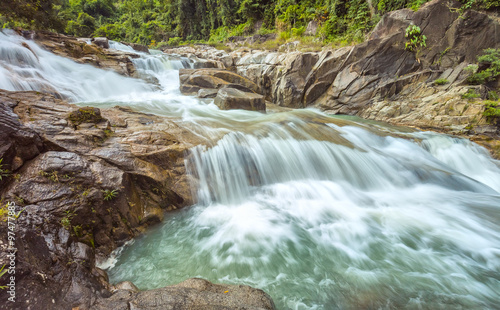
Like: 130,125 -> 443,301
214,87 -> 266,112
32,31 -> 138,77
0,90 -> 260,309
95,278 -> 276,310
172,0 -> 500,157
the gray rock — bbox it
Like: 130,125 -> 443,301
95,278 -> 276,310
113,281 -> 139,292
214,88 -> 265,112
197,88 -> 219,98
305,20 -> 319,36
92,37 -> 110,49
179,68 -> 260,95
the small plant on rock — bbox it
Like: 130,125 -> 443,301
102,189 -> 118,201
434,78 -> 449,85
488,91 -> 499,101
404,24 -> 427,53
0,265 -> 8,289
0,158 -> 11,181
61,210 -> 75,229
462,89 -> 481,100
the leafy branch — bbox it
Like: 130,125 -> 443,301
404,24 -> 427,53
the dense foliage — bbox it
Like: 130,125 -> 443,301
467,48 -> 500,85
1,0 -> 499,46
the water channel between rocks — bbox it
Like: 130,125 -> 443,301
1,30 -> 499,309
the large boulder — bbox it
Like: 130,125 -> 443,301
92,37 -> 109,49
214,88 -> 266,112
94,278 -> 276,310
179,68 -> 260,96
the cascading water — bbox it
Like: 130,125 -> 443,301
0,29 -> 153,102
1,30 -> 499,309
107,122 -> 500,309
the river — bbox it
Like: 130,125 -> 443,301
1,29 -> 499,309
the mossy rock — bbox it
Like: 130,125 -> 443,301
68,107 -> 104,125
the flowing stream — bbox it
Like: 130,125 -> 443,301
1,29 -> 499,309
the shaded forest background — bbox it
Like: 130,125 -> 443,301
1,0 -> 499,47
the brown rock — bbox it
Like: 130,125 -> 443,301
197,88 -> 219,98
94,278 -> 276,310
214,88 -> 266,112
179,68 -> 260,95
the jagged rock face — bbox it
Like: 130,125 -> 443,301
95,278 -> 276,310
170,0 -> 499,153
0,90 -> 206,309
172,0 -> 499,116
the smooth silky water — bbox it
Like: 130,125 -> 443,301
1,29 -> 499,309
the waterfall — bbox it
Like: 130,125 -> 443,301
1,29 -> 499,310
108,115 -> 500,309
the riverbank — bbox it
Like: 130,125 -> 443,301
0,0 -> 499,308
163,0 -> 500,158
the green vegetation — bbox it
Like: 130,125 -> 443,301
61,210 -> 75,229
0,0 -> 434,47
0,264 -> 7,289
404,24 -> 426,53
462,89 -> 481,100
102,189 -> 118,201
68,107 -> 103,125
433,78 -> 449,85
0,158 -> 11,181
2,0 -> 499,48
467,48 -> 500,85
483,100 -> 500,120
488,91 -> 499,101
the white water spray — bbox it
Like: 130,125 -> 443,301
1,29 -> 499,310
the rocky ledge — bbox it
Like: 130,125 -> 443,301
28,31 -> 140,77
173,0 -> 500,157
0,90 -> 275,310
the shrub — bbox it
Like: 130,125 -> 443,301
488,91 -> 499,101
404,24 -> 426,52
467,48 -> 500,85
93,23 -> 125,40
461,89 -> 481,100
65,12 -> 96,37
291,26 -> 305,37
433,78 -> 449,85
483,101 -> 500,120
167,37 -> 182,46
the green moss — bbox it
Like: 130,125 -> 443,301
68,107 -> 103,126
0,158 -> 10,181
433,78 -> 449,86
